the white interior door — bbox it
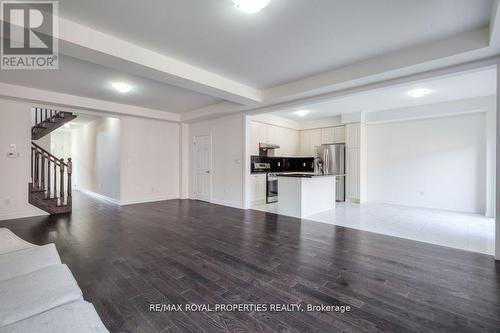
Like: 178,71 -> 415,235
193,135 -> 211,202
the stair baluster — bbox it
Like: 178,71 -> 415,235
60,159 -> 65,205
47,158 -> 51,199
67,158 -> 72,205
35,150 -> 39,189
31,146 -> 34,185
53,157 -> 57,199
40,153 -> 45,190
29,142 -> 72,214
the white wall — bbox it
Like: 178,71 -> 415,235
120,117 -> 180,205
72,117 -> 121,201
180,123 -> 190,199
367,113 -> 487,213
496,63 -> 499,260
486,108 -> 497,217
187,113 -> 245,208
0,98 -> 46,220
50,130 -> 72,160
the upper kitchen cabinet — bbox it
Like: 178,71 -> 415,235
250,121 -> 300,156
321,127 -> 335,144
334,126 -> 346,143
273,126 -> 300,157
250,121 -> 260,155
321,126 -> 346,144
300,129 -> 321,156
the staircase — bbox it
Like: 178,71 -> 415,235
29,108 -> 76,214
32,108 -> 76,140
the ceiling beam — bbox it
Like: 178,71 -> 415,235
0,82 -> 181,122
490,0 -> 500,45
262,28 -> 491,103
56,17 -> 261,105
182,55 -> 500,122
1,10 -> 499,123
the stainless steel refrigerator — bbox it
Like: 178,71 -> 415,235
318,143 -> 346,202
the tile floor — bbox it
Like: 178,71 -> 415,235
252,201 -> 495,255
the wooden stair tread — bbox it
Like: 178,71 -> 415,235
31,112 -> 76,141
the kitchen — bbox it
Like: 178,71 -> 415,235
247,68 -> 495,255
250,117 -> 348,218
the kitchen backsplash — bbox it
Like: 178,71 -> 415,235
251,155 -> 314,173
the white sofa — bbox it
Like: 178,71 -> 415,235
0,228 -> 109,333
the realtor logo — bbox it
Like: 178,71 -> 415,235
1,1 -> 58,69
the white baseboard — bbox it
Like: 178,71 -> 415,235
210,199 -> 243,210
76,188 -> 121,205
0,209 -> 48,221
120,195 -> 179,206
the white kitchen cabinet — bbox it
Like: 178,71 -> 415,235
345,123 -> 367,203
273,126 -> 285,156
310,129 -> 322,156
334,126 -> 346,143
250,121 -> 300,157
289,128 -> 300,156
299,130 -> 310,156
321,127 -> 335,144
251,173 -> 267,204
299,129 -> 321,156
277,127 -> 299,156
250,121 -> 260,155
346,147 -> 360,200
321,126 -> 346,144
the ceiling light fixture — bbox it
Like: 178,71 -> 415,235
294,110 -> 310,117
233,0 -> 270,13
407,88 -> 432,98
112,82 -> 133,93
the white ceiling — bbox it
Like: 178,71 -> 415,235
267,68 -> 497,120
59,0 -> 494,89
0,55 -> 221,114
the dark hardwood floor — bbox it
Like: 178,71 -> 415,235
1,192 -> 499,333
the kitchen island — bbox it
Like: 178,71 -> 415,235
277,173 -> 336,218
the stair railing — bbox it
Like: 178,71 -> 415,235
32,107 -> 68,134
33,107 -> 57,126
31,142 -> 72,206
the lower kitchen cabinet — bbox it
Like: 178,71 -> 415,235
251,174 -> 267,204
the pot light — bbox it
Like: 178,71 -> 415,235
112,82 -> 133,93
408,88 -> 432,98
294,110 -> 310,117
233,0 -> 270,13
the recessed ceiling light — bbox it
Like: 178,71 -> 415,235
112,82 -> 133,93
64,123 -> 71,128
294,110 -> 310,117
408,88 -> 432,98
233,0 -> 270,13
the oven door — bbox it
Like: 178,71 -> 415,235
266,174 -> 278,203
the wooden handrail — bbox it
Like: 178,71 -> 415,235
31,142 -> 67,166
31,141 -> 72,205
30,107 -> 74,212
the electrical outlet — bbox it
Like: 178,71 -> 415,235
419,191 -> 425,196
4,198 -> 11,205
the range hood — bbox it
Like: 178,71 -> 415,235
259,142 -> 280,149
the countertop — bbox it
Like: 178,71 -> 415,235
276,173 -> 346,178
